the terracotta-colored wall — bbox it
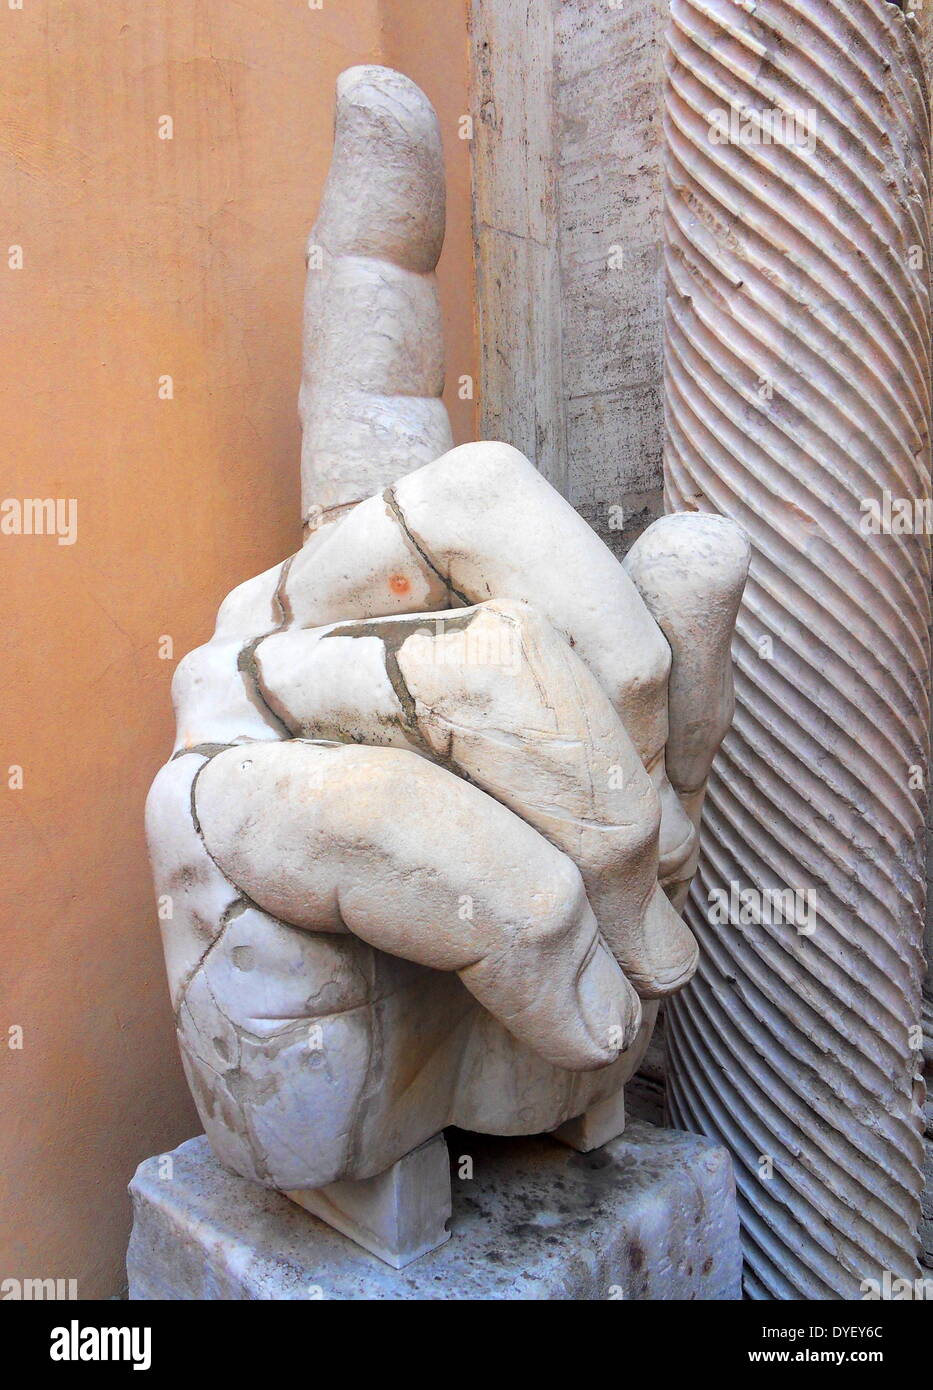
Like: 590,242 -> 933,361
0,0 -> 474,1299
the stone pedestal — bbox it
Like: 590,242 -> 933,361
551,1087 -> 627,1154
285,1133 -> 452,1270
127,1121 -> 742,1300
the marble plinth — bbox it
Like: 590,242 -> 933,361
127,1121 -> 742,1300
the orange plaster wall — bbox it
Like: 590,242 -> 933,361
0,0 -> 475,1298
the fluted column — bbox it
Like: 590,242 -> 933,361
663,0 -> 931,1298
912,0 -> 933,1273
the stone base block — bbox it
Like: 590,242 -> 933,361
551,1087 -> 627,1153
127,1121 -> 742,1300
285,1133 -> 451,1269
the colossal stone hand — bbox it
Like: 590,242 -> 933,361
145,67 -> 748,1191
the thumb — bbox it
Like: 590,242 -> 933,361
624,511 -> 750,804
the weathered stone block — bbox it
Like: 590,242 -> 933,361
127,1121 -> 741,1300
285,1133 -> 452,1270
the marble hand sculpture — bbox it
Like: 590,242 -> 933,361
146,66 -> 749,1199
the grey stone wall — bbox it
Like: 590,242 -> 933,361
471,0 -> 668,554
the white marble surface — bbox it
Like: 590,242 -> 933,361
145,67 -> 748,1198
